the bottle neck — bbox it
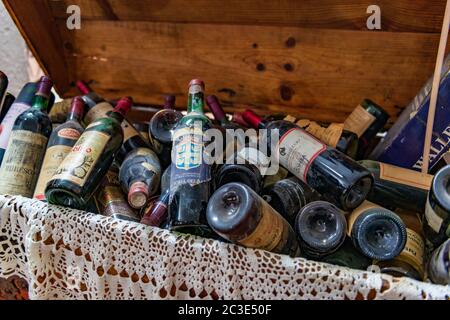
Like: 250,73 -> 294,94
187,91 -> 205,114
32,95 -> 49,112
242,110 -> 266,129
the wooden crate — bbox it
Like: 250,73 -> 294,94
3,0 -> 449,124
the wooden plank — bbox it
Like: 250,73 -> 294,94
48,0 -> 446,33
2,0 -> 71,94
58,20 -> 444,123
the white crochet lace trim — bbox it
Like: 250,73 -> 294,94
0,195 -> 448,300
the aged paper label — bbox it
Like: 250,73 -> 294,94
344,105 -> 376,137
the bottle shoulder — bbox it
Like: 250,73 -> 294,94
14,108 -> 52,137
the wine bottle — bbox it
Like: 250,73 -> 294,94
119,147 -> 162,209
0,76 -> 53,197
344,99 -> 389,159
33,97 -> 85,201
321,238 -> 372,270
0,93 -> 15,123
427,238 -> 450,285
263,166 -> 289,189
96,164 -> 141,222
286,117 -> 359,158
347,201 -> 407,261
168,80 -> 212,236
141,165 -> 171,227
215,162 -> 263,194
231,112 -> 250,128
295,201 -> 347,258
134,122 -> 151,145
148,95 -> 183,169
243,110 -> 373,211
374,211 -> 425,280
423,164 -> 450,247
359,160 -> 432,213
263,176 -> 321,225
0,71 -> 8,116
206,182 -> 301,257
45,97 -> 132,209
0,83 -> 37,165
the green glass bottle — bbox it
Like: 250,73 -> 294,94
45,97 -> 133,210
321,238 -> 372,270
168,79 -> 213,236
0,76 -> 53,198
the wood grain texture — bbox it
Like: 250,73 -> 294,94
3,0 -> 71,93
58,20 -> 444,122
47,0 -> 447,33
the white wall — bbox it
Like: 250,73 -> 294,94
0,1 -> 29,96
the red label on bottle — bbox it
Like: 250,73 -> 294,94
58,128 -> 82,140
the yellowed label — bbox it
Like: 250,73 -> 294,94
33,145 -> 72,200
0,130 -> 48,197
295,120 -> 343,148
344,105 -> 376,137
140,132 -> 150,144
347,201 -> 379,236
52,131 -> 110,187
379,163 -> 433,190
284,115 -> 297,123
239,203 -> 284,251
49,99 -> 72,121
84,102 -> 139,142
395,228 -> 425,277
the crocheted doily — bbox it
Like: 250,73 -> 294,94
0,195 -> 448,300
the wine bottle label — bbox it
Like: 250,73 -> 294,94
344,105 -> 376,138
52,131 -> 110,187
424,197 -> 443,233
49,99 -> 71,121
395,228 -> 424,277
379,163 -> 433,190
278,128 -> 326,181
33,145 -> 72,200
284,115 -> 297,123
58,128 -> 82,140
0,103 -> 30,150
85,102 -> 139,142
0,130 -> 48,197
347,201 -> 378,236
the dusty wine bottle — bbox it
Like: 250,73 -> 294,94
423,165 -> 450,247
0,93 -> 15,123
119,147 -> 162,209
348,201 -> 407,261
374,211 -> 425,280
33,97 -> 85,201
45,97 -> 132,209
427,238 -> 450,285
148,95 -> 183,169
295,201 -> 347,258
134,122 -> 151,145
95,164 -> 141,222
215,161 -> 263,195
0,82 -> 37,165
168,80 -> 212,236
263,176 -> 321,225
243,110 -> 373,211
0,76 -> 53,197
359,160 -> 433,213
321,238 -> 372,270
141,165 -> 171,227
207,183 -> 301,257
344,99 -> 389,159
0,71 -> 8,115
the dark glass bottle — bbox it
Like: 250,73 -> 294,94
359,160 -> 432,213
207,182 -> 301,257
141,165 -> 171,227
33,97 -> 85,201
45,97 -> 132,209
374,211 -> 425,281
148,95 -> 183,169
263,176 -> 321,225
295,201 -> 347,258
231,112 -> 250,128
344,99 -> 389,159
134,122 -> 151,145
119,147 -> 161,209
168,80 -> 212,236
0,83 -> 37,165
423,165 -> 450,247
243,110 -> 373,211
95,163 -> 141,222
215,161 -> 263,195
0,76 -> 53,198
427,238 -> 450,285
0,71 -> 8,114
0,93 -> 15,123
321,238 -> 372,270
348,201 -> 407,261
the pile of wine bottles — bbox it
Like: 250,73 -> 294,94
0,72 -> 448,286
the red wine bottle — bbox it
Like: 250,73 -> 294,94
0,93 -> 15,123
141,165 -> 171,227
148,95 -> 183,169
243,110 -> 373,211
0,83 -> 37,165
0,71 -> 9,116
33,97 -> 85,201
0,76 -> 53,197
215,162 -> 263,194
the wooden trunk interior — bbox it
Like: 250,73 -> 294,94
2,0 -> 449,123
